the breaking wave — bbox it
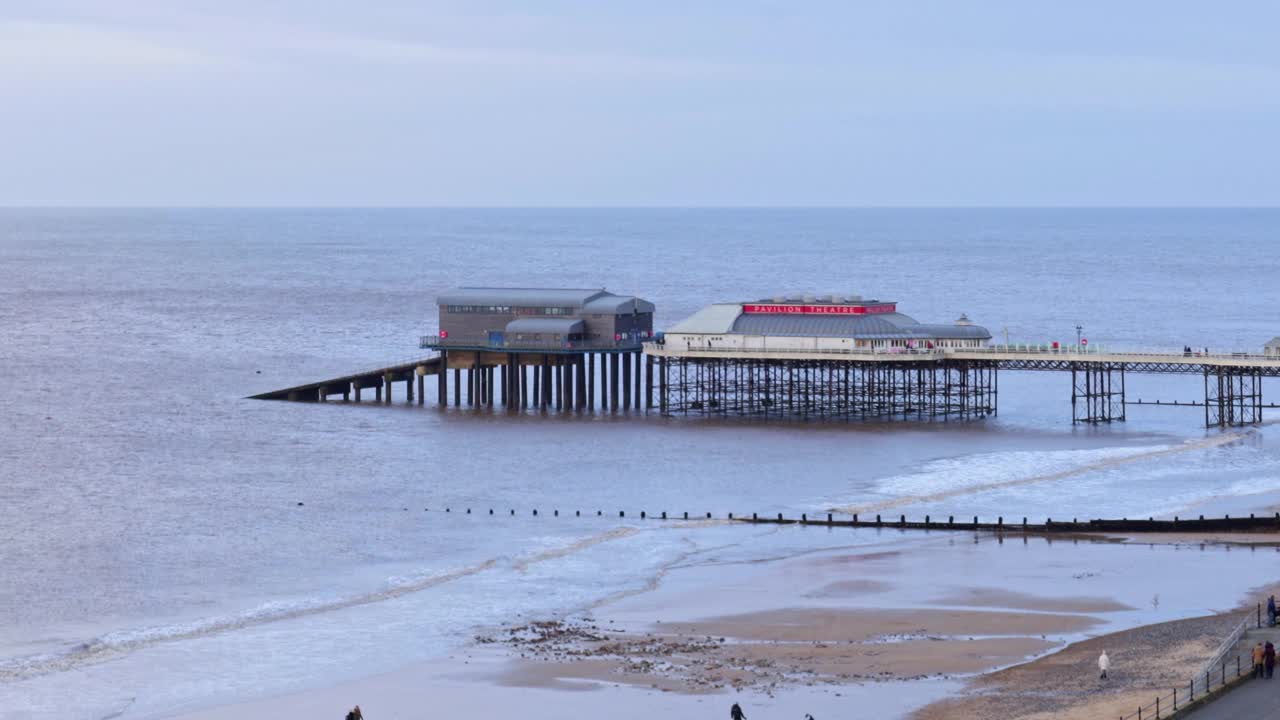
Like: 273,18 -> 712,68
832,430 -> 1252,515
0,525 -> 645,683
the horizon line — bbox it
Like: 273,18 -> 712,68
3,204 -> 1280,211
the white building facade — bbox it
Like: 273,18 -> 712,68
660,295 -> 991,354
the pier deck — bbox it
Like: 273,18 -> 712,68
646,345 -> 1280,427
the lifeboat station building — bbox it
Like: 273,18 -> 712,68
647,295 -> 997,421
420,287 -> 656,412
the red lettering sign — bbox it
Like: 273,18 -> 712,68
742,303 -> 896,315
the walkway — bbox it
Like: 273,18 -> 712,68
1183,625 -> 1280,720
1181,676 -> 1279,719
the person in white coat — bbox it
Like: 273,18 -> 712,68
1098,650 -> 1110,680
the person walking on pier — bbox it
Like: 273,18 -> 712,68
1098,650 -> 1110,680
1253,642 -> 1266,679
1266,641 -> 1275,679
730,702 -> 746,720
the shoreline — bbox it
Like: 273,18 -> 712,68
913,584 -> 1280,720
170,528 -> 1278,720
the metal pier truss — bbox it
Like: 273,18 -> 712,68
1070,362 -> 1126,424
657,357 -> 997,421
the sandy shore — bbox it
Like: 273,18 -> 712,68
491,607 -> 1084,694
171,530 -> 1276,720
914,580 -> 1280,720
913,612 -> 1242,720
1092,531 -> 1280,547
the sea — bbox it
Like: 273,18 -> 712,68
2,208 -> 1279,719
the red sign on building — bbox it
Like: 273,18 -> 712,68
742,303 -> 896,315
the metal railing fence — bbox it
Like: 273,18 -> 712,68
1115,606 -> 1266,720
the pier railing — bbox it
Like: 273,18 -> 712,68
648,341 -> 1280,363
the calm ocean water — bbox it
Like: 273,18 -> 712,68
2,208 -> 1279,718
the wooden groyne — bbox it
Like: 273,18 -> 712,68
416,507 -> 1280,535
727,512 -> 1280,534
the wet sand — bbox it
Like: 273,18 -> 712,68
1092,531 -> 1280,547
172,530 -> 1278,720
491,608 -> 1084,694
913,612 -> 1244,720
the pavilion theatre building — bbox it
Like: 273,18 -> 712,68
647,294 -> 996,420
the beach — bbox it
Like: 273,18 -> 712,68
171,528 -> 1280,720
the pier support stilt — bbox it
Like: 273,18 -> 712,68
622,352 -> 632,410
588,354 -> 595,410
533,362 -> 542,408
554,360 -> 562,411
645,355 -> 654,410
544,359 -> 553,410
659,357 -> 668,414
438,352 -> 448,407
610,354 -> 620,411
633,351 -> 642,409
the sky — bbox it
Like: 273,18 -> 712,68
1,1 -> 1278,206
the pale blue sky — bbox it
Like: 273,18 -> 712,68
2,1 -> 1278,206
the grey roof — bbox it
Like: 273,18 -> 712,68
1266,337 -> 1280,348
583,295 -> 656,314
667,304 -> 742,334
730,312 -> 992,340
438,287 -> 651,314
505,318 -> 585,334
439,287 -> 607,307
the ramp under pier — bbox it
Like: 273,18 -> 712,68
249,356 -> 442,403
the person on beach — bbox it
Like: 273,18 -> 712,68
1266,641 -> 1275,680
730,702 -> 746,720
1253,642 -> 1266,679
1268,595 -> 1276,626
1098,650 -> 1109,680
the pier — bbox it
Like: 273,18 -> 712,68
647,344 -> 1280,427
250,288 -> 1280,427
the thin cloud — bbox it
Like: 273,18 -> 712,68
0,20 -> 228,70
232,23 -> 741,79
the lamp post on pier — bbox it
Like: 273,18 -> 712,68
1075,324 -> 1083,351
